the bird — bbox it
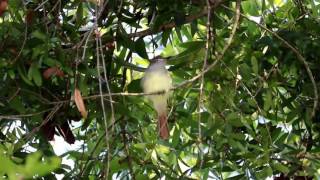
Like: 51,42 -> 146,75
141,57 -> 172,139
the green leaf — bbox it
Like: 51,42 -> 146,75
127,79 -> 143,93
134,38 -> 149,59
263,90 -> 272,111
256,166 -> 273,179
76,2 -> 84,26
171,126 -> 180,147
117,33 -> 135,52
110,157 -> 128,175
226,112 -> 243,127
29,62 -> 42,86
17,65 -> 34,86
79,76 -> 89,96
134,143 -> 147,150
251,56 -> 259,74
24,152 -> 61,177
175,27 -> 183,42
272,163 -> 289,174
225,174 -> 245,180
161,30 -> 171,46
9,97 -> 26,113
32,30 -> 47,42
43,57 -> 61,67
173,11 -> 185,26
168,41 -> 205,67
135,173 -> 149,180
0,151 -> 60,178
155,144 -> 170,154
190,20 -> 198,37
242,1 -> 260,16
8,69 -> 15,79
0,154 -> 16,174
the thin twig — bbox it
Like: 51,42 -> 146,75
7,87 -> 21,102
0,108 -> 54,120
98,28 -> 114,180
96,24 -> 110,180
24,103 -> 62,140
80,28 -> 95,63
79,133 -> 104,177
197,0 -> 212,170
79,118 -> 121,177
34,0 -> 49,11
98,34 -> 115,133
47,0 -> 61,17
12,8 -> 28,64
49,91 -> 168,104
94,2 -> 111,178
120,117 -> 135,179
73,0 -> 110,50
127,2 -> 223,39
18,88 -> 51,104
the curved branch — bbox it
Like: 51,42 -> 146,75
174,0 -> 241,89
0,108 -> 54,120
127,1 -> 223,38
222,4 -> 319,120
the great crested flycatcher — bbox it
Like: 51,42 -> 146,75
142,57 -> 172,139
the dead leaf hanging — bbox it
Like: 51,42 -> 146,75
74,88 -> 88,119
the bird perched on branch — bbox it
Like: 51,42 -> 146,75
142,57 -> 172,139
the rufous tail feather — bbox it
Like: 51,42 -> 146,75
158,113 -> 169,139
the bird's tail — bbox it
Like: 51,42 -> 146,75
158,113 -> 169,139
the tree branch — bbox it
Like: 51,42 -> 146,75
174,0 -> 240,89
222,4 -> 319,120
0,108 -> 54,120
127,1 -> 223,39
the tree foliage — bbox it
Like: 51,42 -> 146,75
1,0 -> 320,179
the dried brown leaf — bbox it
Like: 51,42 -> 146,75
74,88 -> 87,119
43,67 -> 64,79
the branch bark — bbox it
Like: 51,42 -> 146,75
127,1 -> 223,38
